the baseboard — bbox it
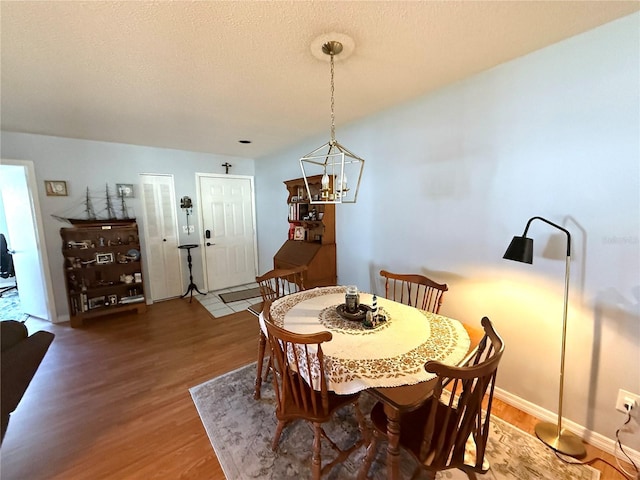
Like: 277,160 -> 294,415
495,387 -> 640,466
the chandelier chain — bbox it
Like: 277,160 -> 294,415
330,51 -> 336,144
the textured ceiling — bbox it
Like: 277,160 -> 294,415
2,1 -> 638,159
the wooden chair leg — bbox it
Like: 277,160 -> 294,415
358,433 -> 378,480
262,356 -> 272,382
353,400 -> 370,445
312,422 -> 323,480
254,330 -> 267,399
272,419 -> 286,451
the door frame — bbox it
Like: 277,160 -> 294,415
195,173 -> 258,292
0,159 -> 57,322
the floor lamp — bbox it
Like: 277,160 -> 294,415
503,216 -> 586,457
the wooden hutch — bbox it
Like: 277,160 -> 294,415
273,176 -> 336,287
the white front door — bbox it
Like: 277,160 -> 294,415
198,174 -> 257,291
139,174 -> 183,301
0,161 -> 56,321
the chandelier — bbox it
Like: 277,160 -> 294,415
300,39 -> 364,204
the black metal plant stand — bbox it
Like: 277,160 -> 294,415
178,244 -> 205,302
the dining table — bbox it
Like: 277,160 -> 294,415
264,285 -> 483,479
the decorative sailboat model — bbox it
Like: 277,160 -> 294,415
52,184 -> 135,225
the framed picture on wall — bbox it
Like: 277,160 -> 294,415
116,184 -> 134,198
45,180 -> 68,196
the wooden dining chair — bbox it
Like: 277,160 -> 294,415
360,317 -> 504,480
253,265 -> 307,399
380,269 -> 448,314
263,300 -> 368,480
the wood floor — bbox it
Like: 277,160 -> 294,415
0,298 -> 630,479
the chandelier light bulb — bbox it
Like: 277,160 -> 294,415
321,172 -> 330,198
321,172 -> 330,189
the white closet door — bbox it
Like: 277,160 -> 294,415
139,174 -> 183,301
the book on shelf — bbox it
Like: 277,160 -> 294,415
288,203 -> 309,221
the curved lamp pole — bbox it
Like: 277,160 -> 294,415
503,216 -> 585,457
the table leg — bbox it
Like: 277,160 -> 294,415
384,404 -> 401,480
254,330 -> 267,399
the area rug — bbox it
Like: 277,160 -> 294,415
0,288 -> 25,321
219,287 -> 262,304
190,363 -> 599,480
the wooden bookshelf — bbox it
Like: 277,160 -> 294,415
60,221 -> 146,327
273,176 -> 337,287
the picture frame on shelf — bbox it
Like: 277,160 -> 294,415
293,226 -> 306,241
107,294 -> 118,305
88,296 -> 106,309
95,252 -> 115,264
45,180 -> 68,196
67,240 -> 91,249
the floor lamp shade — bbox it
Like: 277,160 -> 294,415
503,216 -> 585,457
503,236 -> 534,264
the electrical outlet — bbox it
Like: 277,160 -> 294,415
616,389 -> 640,415
188,225 -> 194,233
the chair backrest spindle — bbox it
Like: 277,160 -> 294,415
418,316 -> 504,472
263,300 -> 332,418
380,269 -> 448,314
257,266 -> 307,303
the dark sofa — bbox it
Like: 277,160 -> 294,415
1,320 -> 54,443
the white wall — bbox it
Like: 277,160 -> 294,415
0,134 -> 255,320
255,14 -> 640,452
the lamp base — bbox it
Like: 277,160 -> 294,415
535,421 -> 586,457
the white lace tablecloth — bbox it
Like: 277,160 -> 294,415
265,286 -> 471,395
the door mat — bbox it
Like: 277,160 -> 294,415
219,287 -> 262,304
